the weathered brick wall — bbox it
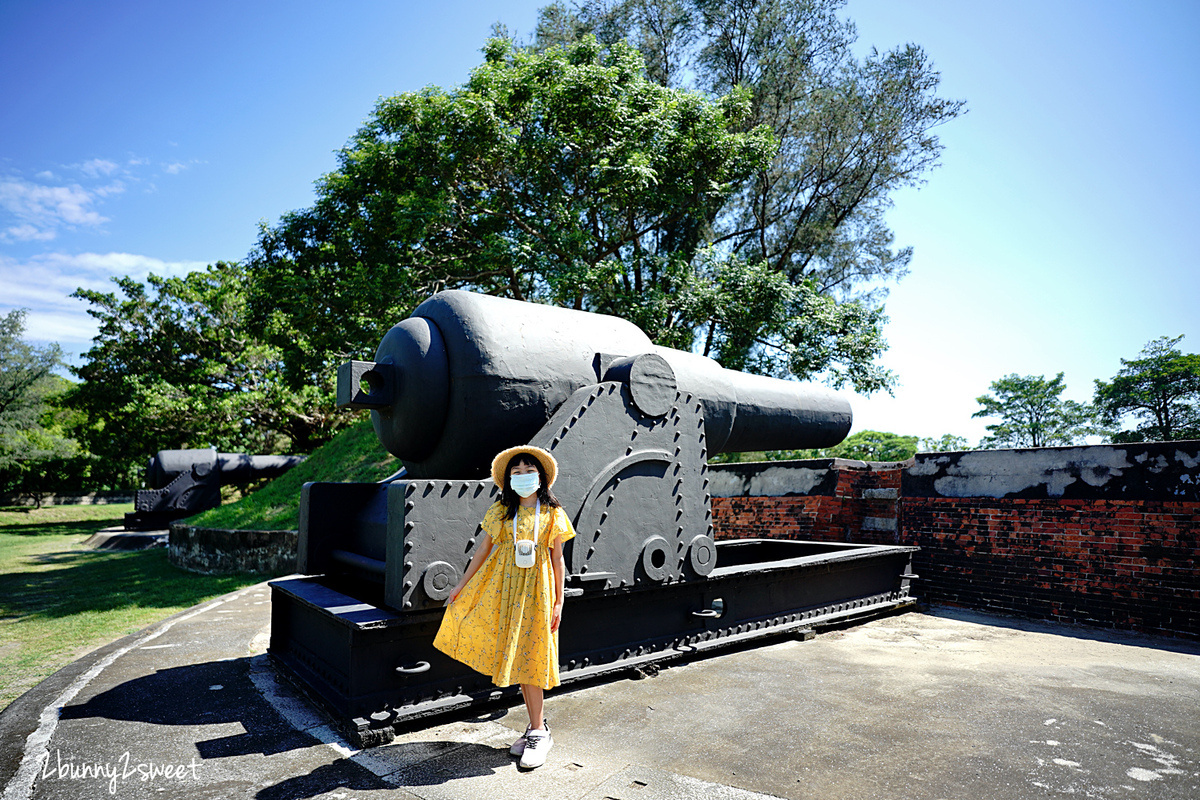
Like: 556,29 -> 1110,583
902,497 -> 1199,638
709,442 -> 1200,640
711,495 -> 832,541
710,458 -> 905,544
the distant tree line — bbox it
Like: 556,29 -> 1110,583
713,335 -> 1200,464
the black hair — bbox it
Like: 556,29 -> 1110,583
501,454 -> 561,519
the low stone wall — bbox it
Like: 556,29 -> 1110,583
709,441 -> 1200,640
168,524 -> 298,576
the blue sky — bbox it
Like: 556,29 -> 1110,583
1,0 -> 1197,445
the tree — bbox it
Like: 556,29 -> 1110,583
1093,335 -> 1200,442
825,429 -> 918,461
533,0 -> 965,306
972,373 -> 1096,449
750,428 -> 918,462
68,262 -> 344,486
919,433 -> 969,452
247,35 -> 898,394
0,310 -> 81,506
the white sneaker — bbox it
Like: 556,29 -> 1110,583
509,725 -> 531,757
519,728 -> 552,769
510,719 -> 548,757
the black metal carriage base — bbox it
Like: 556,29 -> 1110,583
269,538 -> 918,747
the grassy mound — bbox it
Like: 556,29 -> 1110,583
186,419 -> 400,531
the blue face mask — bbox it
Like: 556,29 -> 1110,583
510,472 -> 540,498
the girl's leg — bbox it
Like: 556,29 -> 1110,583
521,683 -> 545,730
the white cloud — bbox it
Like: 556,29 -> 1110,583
77,158 -> 120,178
1,154 -> 201,242
91,180 -> 126,198
0,178 -> 109,242
161,159 -> 203,176
0,251 -> 212,358
3,223 -> 55,242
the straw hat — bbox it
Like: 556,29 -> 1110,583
491,445 -> 558,488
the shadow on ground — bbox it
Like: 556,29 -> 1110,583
0,547 -> 255,621
0,517 -> 125,538
51,656 -> 522,799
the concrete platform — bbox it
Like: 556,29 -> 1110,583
81,526 -> 167,551
2,582 -> 1198,799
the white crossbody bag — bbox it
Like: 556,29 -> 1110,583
512,500 -> 539,569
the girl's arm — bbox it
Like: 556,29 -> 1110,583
550,537 -> 566,632
446,533 -> 492,605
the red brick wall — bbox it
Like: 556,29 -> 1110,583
710,456 -> 1200,641
712,495 -> 835,541
902,497 -> 1200,639
712,463 -> 901,543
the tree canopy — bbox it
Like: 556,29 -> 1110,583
249,37 -> 776,385
919,433 -> 969,453
1093,335 -> 1200,442
534,0 -> 964,303
822,429 -> 918,462
972,373 -> 1096,449
0,309 -> 63,463
68,262 -> 340,485
247,17 -> 961,393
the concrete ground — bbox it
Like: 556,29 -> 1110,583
1,582 -> 1198,800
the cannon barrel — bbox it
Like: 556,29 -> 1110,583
338,290 -> 851,479
126,448 -> 306,530
145,449 -> 305,488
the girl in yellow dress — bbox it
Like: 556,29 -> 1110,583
433,445 -> 575,769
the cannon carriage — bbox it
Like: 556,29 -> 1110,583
269,290 -> 917,746
124,449 -> 305,530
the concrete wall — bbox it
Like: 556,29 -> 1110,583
709,441 -> 1200,640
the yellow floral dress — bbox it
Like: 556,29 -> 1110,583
433,501 -> 576,690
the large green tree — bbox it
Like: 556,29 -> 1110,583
247,35 -> 903,393
68,262 -> 341,485
534,0 -> 965,305
973,373 -> 1097,449
1093,336 -> 1200,442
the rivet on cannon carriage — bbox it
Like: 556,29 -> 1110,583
268,290 -> 918,747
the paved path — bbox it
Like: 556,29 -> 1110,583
2,582 -> 1198,799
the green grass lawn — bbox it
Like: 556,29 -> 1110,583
0,503 -> 261,711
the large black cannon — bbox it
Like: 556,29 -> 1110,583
270,290 -> 916,745
124,448 -> 305,530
